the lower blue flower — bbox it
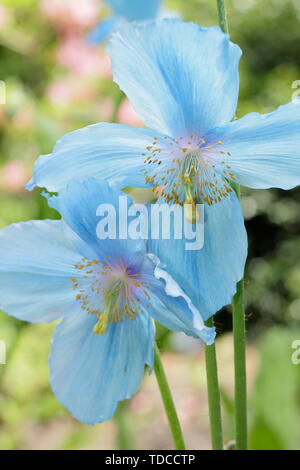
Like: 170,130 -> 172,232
0,178 -> 215,424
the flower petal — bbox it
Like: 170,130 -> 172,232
0,220 -> 86,323
26,123 -> 161,193
46,178 -> 147,261
49,309 -> 155,424
108,19 -> 241,137
142,254 -> 215,344
149,193 -> 247,320
206,102 -> 300,190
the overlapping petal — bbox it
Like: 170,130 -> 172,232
50,309 -> 155,424
206,102 -> 300,190
0,220 -> 86,323
149,193 -> 247,320
26,124 -> 161,193
47,178 -> 146,260
108,19 -> 241,138
142,255 -> 215,344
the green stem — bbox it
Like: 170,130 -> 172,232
216,0 -> 229,34
154,342 -> 186,450
232,280 -> 247,449
204,317 -> 224,450
229,88 -> 248,453
216,0 -> 248,450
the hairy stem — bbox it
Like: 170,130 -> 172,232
216,0 -> 248,450
204,317 -> 224,450
154,342 -> 186,450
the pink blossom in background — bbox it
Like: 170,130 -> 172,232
47,79 -> 116,122
117,99 -> 142,127
47,76 -> 97,106
57,36 -> 111,77
41,0 -> 111,80
0,161 -> 29,194
41,0 -> 100,31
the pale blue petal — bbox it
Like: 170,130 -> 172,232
108,19 -> 241,137
142,255 -> 215,344
47,178 -> 146,262
0,220 -> 86,323
49,309 -> 155,424
26,123 -> 160,193
87,17 -> 121,44
107,0 -> 162,20
149,193 -> 247,320
206,102 -> 300,190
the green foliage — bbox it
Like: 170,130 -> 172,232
249,327 -> 300,450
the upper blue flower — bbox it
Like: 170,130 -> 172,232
0,178 -> 214,424
29,19 -> 300,320
26,20 -> 250,321
88,0 -> 163,44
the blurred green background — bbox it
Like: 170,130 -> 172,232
1,0 -> 300,450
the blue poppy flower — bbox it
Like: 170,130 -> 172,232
26,20 -> 251,321
88,0 -> 163,44
0,178 -> 214,424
